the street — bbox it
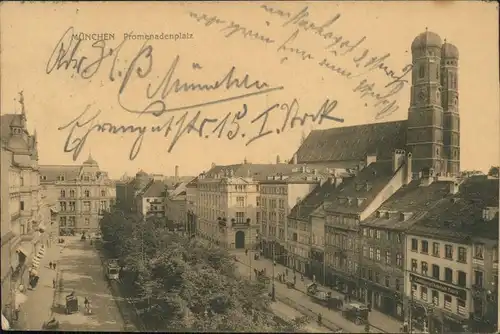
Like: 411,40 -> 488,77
234,250 -> 402,333
52,237 -> 127,331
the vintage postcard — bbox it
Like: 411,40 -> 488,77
1,1 -> 498,333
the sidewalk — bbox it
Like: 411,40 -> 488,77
15,242 -> 66,330
234,251 -> 403,333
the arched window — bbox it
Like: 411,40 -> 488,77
436,148 -> 440,156
419,65 -> 425,78
452,75 -> 457,89
60,190 -> 66,198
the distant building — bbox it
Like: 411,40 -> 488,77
186,177 -> 199,236
39,154 -> 115,234
136,178 -> 168,218
164,181 -> 190,231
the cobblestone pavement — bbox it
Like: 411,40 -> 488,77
52,237 -> 127,331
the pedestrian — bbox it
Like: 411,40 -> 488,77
285,268 -> 289,276
273,260 -> 276,266
53,263 -> 56,270
49,261 -> 53,269
365,324 -> 370,333
301,274 -> 304,281
317,313 -> 322,325
245,249 -> 248,255
14,307 -> 20,321
53,278 -> 56,288
313,274 -> 316,282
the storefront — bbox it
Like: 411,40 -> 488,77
309,249 -> 325,283
368,283 -> 404,320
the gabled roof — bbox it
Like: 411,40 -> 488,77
169,181 -> 189,198
324,161 -> 395,214
409,176 -> 499,241
1,114 -> 23,143
295,120 -> 407,164
186,177 -> 198,188
142,180 -> 168,198
362,181 -> 451,230
39,165 -> 82,182
288,181 -> 340,221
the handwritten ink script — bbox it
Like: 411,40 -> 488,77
187,6 -> 413,120
58,99 -> 343,161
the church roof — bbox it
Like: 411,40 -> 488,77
295,120 -> 407,164
441,41 -> 459,59
204,163 -> 299,181
411,30 -> 443,50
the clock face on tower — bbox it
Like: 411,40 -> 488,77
418,87 -> 428,102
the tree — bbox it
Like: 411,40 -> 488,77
99,211 -> 306,332
488,166 -> 499,177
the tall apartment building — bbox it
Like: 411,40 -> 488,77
1,107 -> 53,327
39,154 -> 115,235
260,165 -> 334,269
404,176 -> 498,334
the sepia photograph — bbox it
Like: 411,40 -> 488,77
0,1 -> 498,333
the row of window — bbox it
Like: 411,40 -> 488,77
59,216 -> 90,226
60,189 -> 107,198
411,259 -> 467,286
363,246 -> 404,266
326,215 -> 359,226
260,197 -> 286,209
362,227 -> 403,243
260,186 -> 287,195
411,239 -> 468,263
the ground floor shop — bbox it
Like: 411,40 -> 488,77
364,282 -> 405,320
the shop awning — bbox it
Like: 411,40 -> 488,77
14,292 -> 28,309
1,313 -> 10,330
31,263 -> 39,269
37,247 -> 45,257
32,258 -> 40,266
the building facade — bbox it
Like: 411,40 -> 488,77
360,176 -> 452,320
404,176 -> 499,334
1,106 -> 53,327
39,155 -> 115,235
135,178 -> 168,218
164,181 -> 189,231
186,177 -> 198,236
260,166 -> 330,269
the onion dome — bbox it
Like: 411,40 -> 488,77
441,39 -> 459,59
411,29 -> 443,51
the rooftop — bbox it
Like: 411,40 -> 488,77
142,180 -> 168,198
202,163 -> 299,181
408,176 -> 499,242
362,180 -> 451,231
288,180 -> 342,221
295,120 -> 407,164
324,161 -> 396,214
39,165 -> 82,182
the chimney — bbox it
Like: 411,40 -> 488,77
175,165 -> 179,179
211,162 -> 216,168
292,153 -> 298,164
405,152 -> 412,185
276,155 -> 281,164
392,149 -> 405,173
366,153 -> 377,166
420,168 -> 434,187
449,181 -> 460,195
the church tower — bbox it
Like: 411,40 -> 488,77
407,29 -> 445,175
441,41 -> 460,176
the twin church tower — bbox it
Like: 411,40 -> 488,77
407,29 -> 460,176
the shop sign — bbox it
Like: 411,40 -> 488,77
410,273 -> 467,300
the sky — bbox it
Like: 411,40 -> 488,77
1,1 -> 498,179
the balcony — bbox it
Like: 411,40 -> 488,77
232,218 -> 251,227
472,258 -> 485,266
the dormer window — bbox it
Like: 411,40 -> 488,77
365,182 -> 373,191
